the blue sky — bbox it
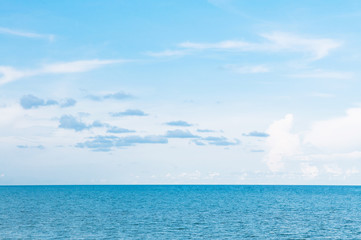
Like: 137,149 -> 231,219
1,0 -> 361,184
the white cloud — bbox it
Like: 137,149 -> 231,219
261,32 -> 341,60
263,108 -> 361,178
311,92 -> 335,98
0,104 -> 24,127
0,59 -> 126,85
290,69 -> 353,79
146,50 -> 189,57
0,27 -> 54,41
324,164 -> 343,176
264,114 -> 300,172
304,107 -> 361,152
179,40 -> 253,50
154,32 -> 341,60
301,163 -> 319,178
224,64 -> 270,74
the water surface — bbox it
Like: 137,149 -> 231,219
1,185 -> 361,239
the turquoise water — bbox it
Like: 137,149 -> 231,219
1,185 -> 361,239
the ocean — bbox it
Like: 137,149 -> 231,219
1,185 -> 361,239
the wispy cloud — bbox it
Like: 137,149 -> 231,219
165,120 -> 193,127
311,92 -> 335,98
165,130 -> 199,138
192,136 -> 240,146
0,27 -> 54,41
150,32 -> 341,60
243,131 -> 270,137
223,64 -> 270,74
202,136 -> 240,146
86,91 -> 133,101
0,59 -> 126,85
289,69 -> 353,79
106,127 -> 135,134
76,135 -> 168,152
17,145 -> 45,150
146,50 -> 189,57
197,129 -> 215,133
110,109 -> 148,117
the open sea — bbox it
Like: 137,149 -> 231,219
1,185 -> 361,239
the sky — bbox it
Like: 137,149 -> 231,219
1,0 -> 361,185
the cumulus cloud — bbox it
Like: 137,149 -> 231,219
264,114 -> 300,172
243,131 -> 269,137
60,98 -> 77,108
58,115 -> 89,131
20,95 -> 76,109
165,130 -> 199,138
20,95 -> 58,109
76,135 -> 168,152
304,108 -> 361,152
110,109 -> 148,117
0,59 -> 126,85
165,120 -> 192,127
86,91 -> 132,101
263,109 -> 361,178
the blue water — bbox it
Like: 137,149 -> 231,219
1,185 -> 361,239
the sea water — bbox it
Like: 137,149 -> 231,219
1,185 -> 361,239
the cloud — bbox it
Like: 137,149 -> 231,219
17,145 -> 45,150
106,127 -> 135,134
262,109 -> 361,177
0,59 -> 126,85
0,27 -> 54,41
202,136 -> 240,146
165,120 -> 192,127
110,109 -> 148,117
250,149 -> 265,153
197,129 -> 215,133
165,130 -> 199,138
191,136 -> 240,146
301,163 -> 319,178
87,91 -> 133,101
20,94 -> 58,109
76,135 -> 168,152
192,140 -> 206,146
146,50 -> 189,57
311,92 -> 334,98
264,114 -> 300,172
304,107 -> 361,152
152,32 -> 341,60
290,69 -> 353,79
20,95 -> 76,109
223,65 -> 270,74
243,131 -> 270,137
58,115 -> 89,132
60,98 -> 77,108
